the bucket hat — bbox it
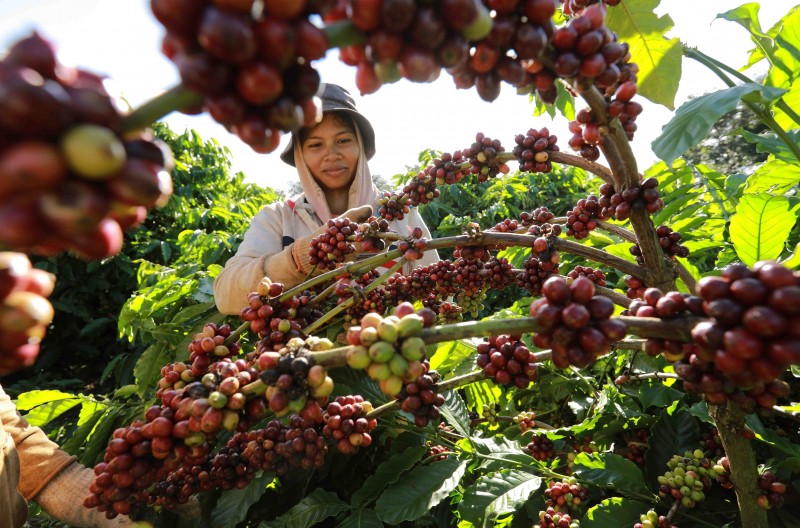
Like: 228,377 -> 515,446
280,83 -> 376,166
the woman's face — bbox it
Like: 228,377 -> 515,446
301,113 -> 360,192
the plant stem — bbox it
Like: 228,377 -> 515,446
554,238 -> 645,278
594,284 -> 632,307
309,345 -> 353,368
280,248 -> 402,302
626,372 -> 679,382
121,85 -> 203,133
306,282 -> 336,309
578,86 -> 675,292
707,403 -> 768,528
548,151 -> 614,184
619,315 -> 700,342
612,339 -> 645,351
225,321 -> 251,345
595,221 -> 696,293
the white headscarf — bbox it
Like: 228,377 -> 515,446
292,122 -> 381,223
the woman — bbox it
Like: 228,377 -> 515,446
214,84 -> 439,315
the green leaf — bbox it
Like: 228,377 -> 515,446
571,453 -> 649,497
652,84 -> 763,165
745,414 -> 800,458
61,408 -> 105,455
729,194 -> 800,265
79,408 -> 122,466
687,402 -> 713,424
738,129 -> 800,164
15,389 -> 77,411
645,409 -> 699,487
744,158 -> 800,194
638,383 -> 684,410
134,343 -> 174,397
582,497 -> 652,528
772,79 -> 800,130
458,469 -> 542,528
23,398 -> 81,427
374,458 -> 467,524
606,0 -> 680,108
213,472 -> 273,528
430,340 -> 476,375
260,489 -> 350,528
782,242 -> 800,269
351,446 -> 428,506
441,390 -> 471,438
335,509 -> 383,528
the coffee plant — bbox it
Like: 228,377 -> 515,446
3,2 -> 800,528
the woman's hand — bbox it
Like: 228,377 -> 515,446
292,205 -> 374,275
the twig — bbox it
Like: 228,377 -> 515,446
548,151 -> 614,184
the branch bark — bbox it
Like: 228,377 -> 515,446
707,403 -> 768,528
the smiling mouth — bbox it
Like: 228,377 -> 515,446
324,167 -> 348,175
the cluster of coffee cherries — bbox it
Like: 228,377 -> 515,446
490,218 -> 520,233
567,266 -> 606,287
345,303 -> 433,396
513,410 -> 537,432
525,432 -> 556,461
354,216 -> 391,252
326,0 -> 491,95
401,171 -> 441,209
422,296 -> 465,324
756,469 -> 789,510
321,395 -> 377,454
396,226 -> 429,261
426,442 -> 450,462
557,8 -> 641,157
693,261 -> 800,389
598,178 -> 663,222
241,277 -> 306,351
377,190 -> 411,221
544,477 -> 590,511
620,428 -> 649,466
475,335 -> 540,388
0,33 -> 173,259
631,226 -> 688,265
425,150 -> 469,186
538,506 -> 581,528
309,217 -> 358,270
528,222 -> 563,261
151,0 -> 338,152
0,252 -> 55,375
447,1 -> 560,102
530,276 -> 627,368
257,336 -> 335,416
485,255 -> 516,290
518,253 -> 559,296
86,402 -> 216,518
626,288 -> 704,363
464,133 -> 509,182
182,322 -> 240,382
513,127 -> 560,173
625,275 -> 646,300
520,206 -> 556,226
657,450 -> 720,509
409,261 -> 459,301
397,362 -> 445,427
565,194 -> 603,239
633,510 -> 677,528
699,428 -> 724,458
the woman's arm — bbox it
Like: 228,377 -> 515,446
213,205 -> 309,314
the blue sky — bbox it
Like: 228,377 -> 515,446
0,1 -> 791,192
